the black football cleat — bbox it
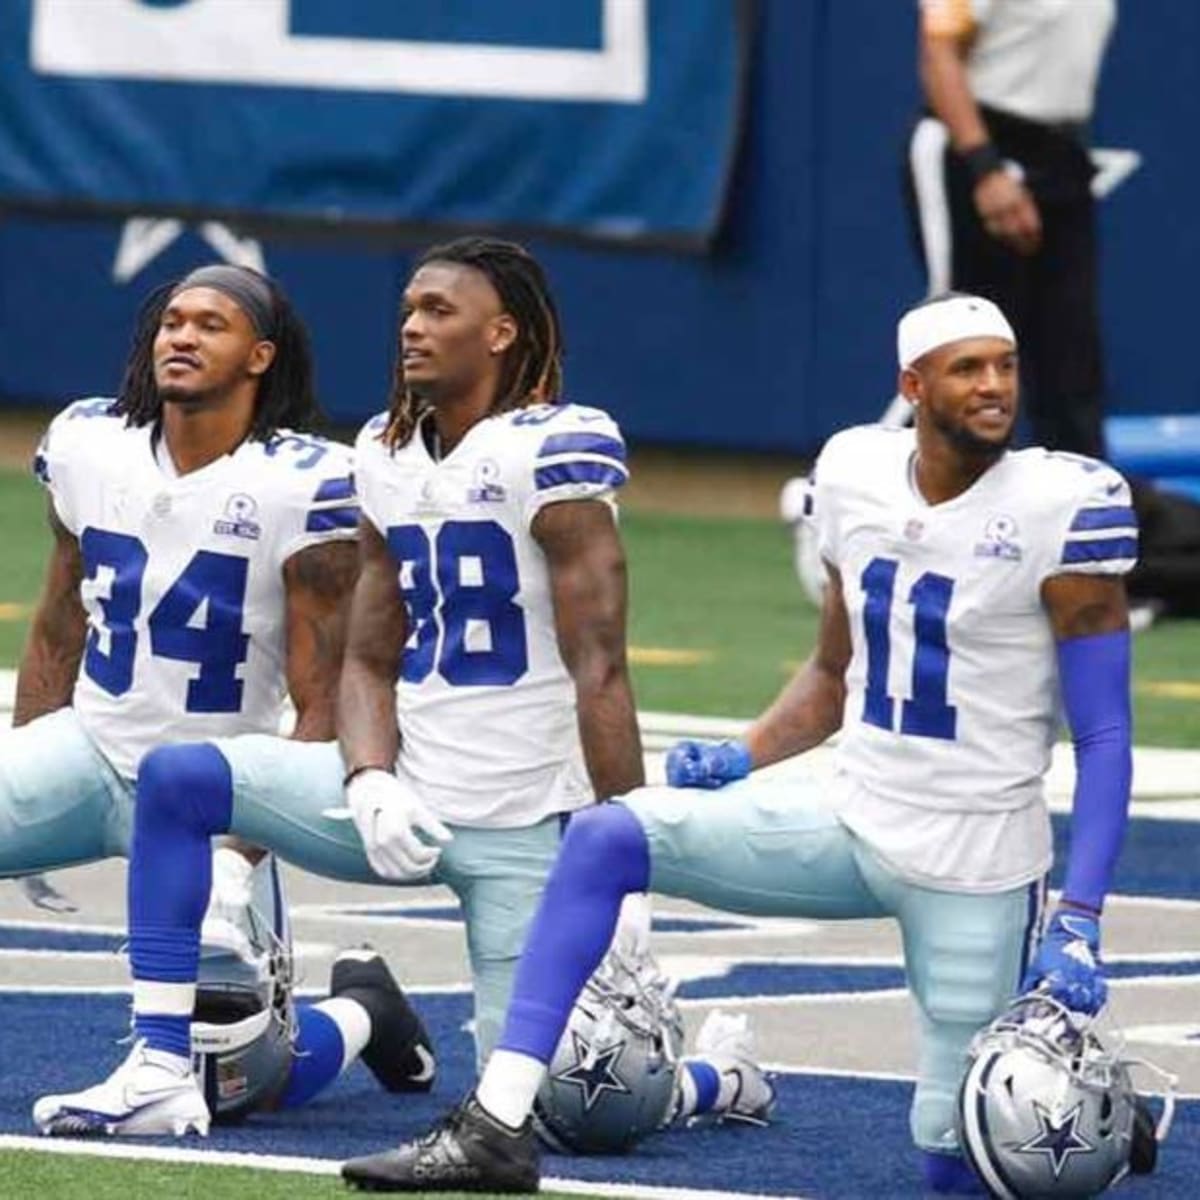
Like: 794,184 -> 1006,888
341,1093 -> 540,1193
331,947 -> 436,1093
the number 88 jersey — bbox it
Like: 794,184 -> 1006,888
353,403 -> 628,829
36,399 -> 357,779
813,425 -> 1137,889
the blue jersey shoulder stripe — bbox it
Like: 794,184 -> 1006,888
305,505 -> 360,533
1069,506 -> 1136,532
534,461 -> 628,491
312,475 -> 354,503
1060,535 -> 1138,564
538,432 -> 626,462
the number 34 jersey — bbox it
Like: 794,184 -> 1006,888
814,425 -> 1137,892
353,404 -> 628,829
35,399 -> 357,778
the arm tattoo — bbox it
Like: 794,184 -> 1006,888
284,539 -> 359,741
13,508 -> 86,727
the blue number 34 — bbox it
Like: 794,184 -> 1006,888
81,529 -> 249,712
860,555 -> 957,740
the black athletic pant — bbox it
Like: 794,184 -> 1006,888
904,105 -> 1106,459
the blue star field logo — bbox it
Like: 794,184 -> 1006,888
554,1031 -> 632,1111
1015,1101 -> 1096,1178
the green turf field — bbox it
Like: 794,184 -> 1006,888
3,465 -> 1198,744
0,1150 -> 588,1200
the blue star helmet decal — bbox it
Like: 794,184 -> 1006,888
1015,1101 -> 1096,1178
553,1030 -> 632,1112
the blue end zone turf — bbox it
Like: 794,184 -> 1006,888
0,927 -> 122,953
1052,814 -> 1200,900
0,992 -> 1195,1198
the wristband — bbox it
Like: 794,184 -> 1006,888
960,142 -> 1004,185
343,763 -> 392,788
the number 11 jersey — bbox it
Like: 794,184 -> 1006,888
814,424 -> 1137,892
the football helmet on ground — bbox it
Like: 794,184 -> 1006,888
192,850 -> 296,1123
957,993 -> 1175,1198
533,945 -> 684,1154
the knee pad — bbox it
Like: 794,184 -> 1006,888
137,743 -> 233,837
560,803 -> 650,894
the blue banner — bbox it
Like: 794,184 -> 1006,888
0,0 -> 747,247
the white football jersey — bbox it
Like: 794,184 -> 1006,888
815,425 -> 1136,891
354,403 -> 628,828
35,398 -> 357,778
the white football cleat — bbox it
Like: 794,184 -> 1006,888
33,1040 -> 210,1138
690,1009 -> 776,1125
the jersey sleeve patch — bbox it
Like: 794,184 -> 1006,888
305,474 -> 360,533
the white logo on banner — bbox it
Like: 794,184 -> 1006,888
111,218 -> 264,283
31,0 -> 648,103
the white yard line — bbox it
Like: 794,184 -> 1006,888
0,1134 -> 810,1199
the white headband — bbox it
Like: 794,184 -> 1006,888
897,295 -> 1016,369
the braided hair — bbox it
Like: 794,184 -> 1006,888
112,271 -> 321,441
382,237 -> 564,449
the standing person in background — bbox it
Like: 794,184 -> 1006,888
905,0 -> 1115,458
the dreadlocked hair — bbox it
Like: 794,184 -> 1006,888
112,272 -> 322,441
382,236 -> 564,449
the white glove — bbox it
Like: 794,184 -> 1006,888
324,769 -> 453,881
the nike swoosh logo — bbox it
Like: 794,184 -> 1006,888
407,1043 -> 436,1083
122,1081 -> 193,1110
1105,481 -> 1124,496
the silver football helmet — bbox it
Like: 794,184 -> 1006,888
192,850 -> 297,1123
957,993 -> 1175,1199
534,945 -> 684,1154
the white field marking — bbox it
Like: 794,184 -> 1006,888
1123,1023 -> 1200,1048
1107,952 -> 1200,965
0,940 -> 336,963
289,900 -> 826,941
0,1136 -> 341,1175
0,1135 -> 810,1200
0,981 -> 473,996
0,918 -> 126,936
757,1062 -> 1200,1104
678,988 -> 910,1010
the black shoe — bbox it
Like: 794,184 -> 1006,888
1129,1094 -> 1158,1175
341,1093 -> 540,1193
331,947 -> 436,1093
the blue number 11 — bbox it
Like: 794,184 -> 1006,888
860,556 -> 957,740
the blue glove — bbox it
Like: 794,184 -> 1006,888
664,739 -> 752,789
1022,908 -> 1107,1015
